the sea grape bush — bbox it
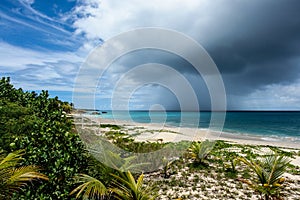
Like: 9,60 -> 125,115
0,77 -> 88,199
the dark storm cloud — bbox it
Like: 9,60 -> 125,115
102,0 -> 300,98
99,49 -> 212,110
72,0 -> 300,110
202,0 -> 300,95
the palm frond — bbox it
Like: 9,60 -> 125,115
0,150 -> 48,198
238,157 -> 267,184
136,173 -> 144,191
188,140 -> 214,163
111,171 -> 155,200
0,150 -> 24,170
6,166 -> 48,184
238,152 -> 290,199
70,174 -> 108,199
264,155 -> 290,185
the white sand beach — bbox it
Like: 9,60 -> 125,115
74,114 -> 300,149
73,114 -> 300,167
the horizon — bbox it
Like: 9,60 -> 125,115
71,108 -> 300,112
30,89 -> 300,112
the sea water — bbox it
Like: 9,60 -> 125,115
99,111 -> 300,141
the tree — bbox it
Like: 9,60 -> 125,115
0,100 -> 35,152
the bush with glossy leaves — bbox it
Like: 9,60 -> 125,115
0,77 -> 89,199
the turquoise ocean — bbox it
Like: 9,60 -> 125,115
98,111 -> 300,142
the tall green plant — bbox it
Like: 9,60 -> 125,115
111,171 -> 155,200
0,150 -> 48,199
238,154 -> 290,200
188,140 -> 215,164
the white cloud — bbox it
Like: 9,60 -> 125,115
0,42 -> 83,70
236,81 -> 300,110
71,0 -> 220,41
0,42 -> 85,91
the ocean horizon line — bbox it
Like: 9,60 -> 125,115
77,109 -> 300,112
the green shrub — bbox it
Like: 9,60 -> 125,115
0,77 -> 89,199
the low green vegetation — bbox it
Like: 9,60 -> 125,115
103,130 -> 166,153
100,124 -> 121,130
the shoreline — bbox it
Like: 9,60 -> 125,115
74,114 -> 300,149
73,113 -> 300,168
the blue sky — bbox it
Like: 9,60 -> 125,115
1,0 -> 300,110
0,0 -> 83,93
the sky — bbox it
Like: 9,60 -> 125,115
1,0 -> 300,110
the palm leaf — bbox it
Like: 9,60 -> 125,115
136,174 -> 144,191
0,150 -> 48,198
263,155 -> 290,185
111,171 -> 155,200
238,157 -> 266,184
6,166 -> 48,187
70,174 -> 108,199
188,140 -> 214,163
0,150 -> 24,170
238,152 -> 290,199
